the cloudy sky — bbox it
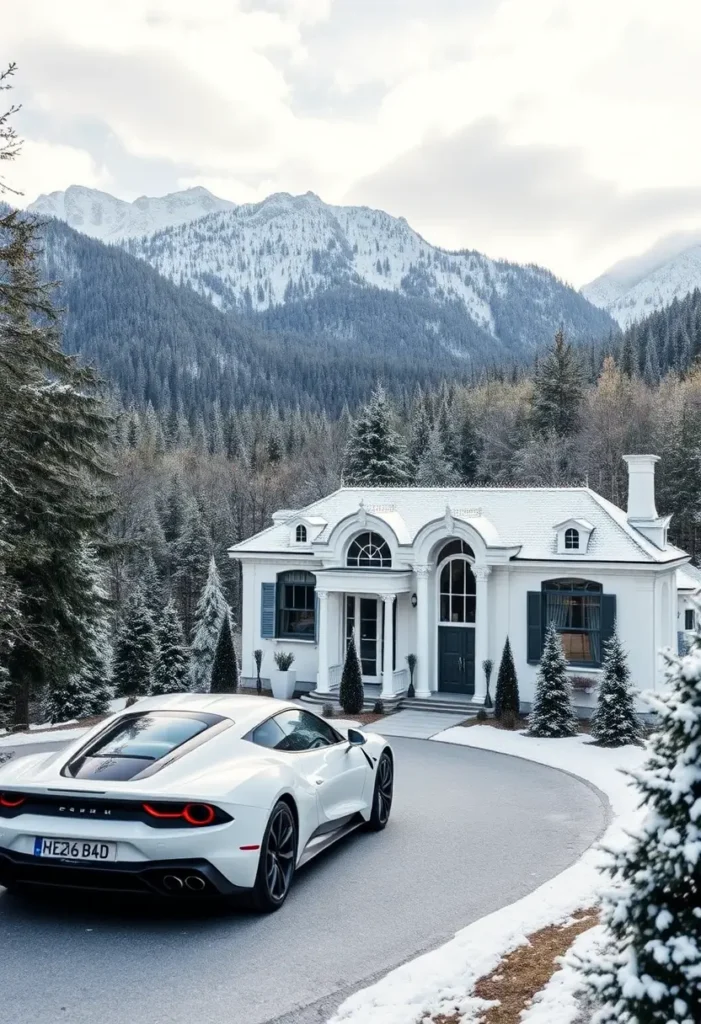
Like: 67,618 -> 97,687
4,0 -> 701,285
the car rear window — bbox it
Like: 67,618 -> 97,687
64,712 -> 221,780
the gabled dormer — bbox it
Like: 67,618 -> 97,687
288,515 -> 327,547
554,518 -> 594,555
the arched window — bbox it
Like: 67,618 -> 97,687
346,531 -> 392,569
439,558 -> 476,623
295,524 -> 307,543
564,528 -> 579,550
438,539 -> 475,563
277,571 -> 315,639
542,578 -> 602,664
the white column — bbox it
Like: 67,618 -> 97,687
414,565 -> 431,698
473,565 -> 491,704
316,590 -> 330,694
381,594 -> 396,698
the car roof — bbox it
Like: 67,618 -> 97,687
122,693 -> 297,729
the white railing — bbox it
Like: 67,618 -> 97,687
392,668 -> 409,694
329,664 -> 343,690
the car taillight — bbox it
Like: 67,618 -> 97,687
142,802 -> 218,827
0,792 -> 26,808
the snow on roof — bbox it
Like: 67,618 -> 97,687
230,486 -> 688,564
677,563 -> 701,591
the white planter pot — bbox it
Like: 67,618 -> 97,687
271,669 -> 296,700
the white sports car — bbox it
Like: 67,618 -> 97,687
0,694 -> 394,912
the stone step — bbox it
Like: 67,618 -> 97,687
300,689 -> 486,716
299,690 -> 404,713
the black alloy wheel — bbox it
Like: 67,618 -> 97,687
250,800 -> 297,912
365,751 -> 393,831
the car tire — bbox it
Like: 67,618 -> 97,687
249,800 -> 297,913
364,750 -> 393,832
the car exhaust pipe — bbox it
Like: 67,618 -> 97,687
184,875 -> 206,891
163,874 -> 184,892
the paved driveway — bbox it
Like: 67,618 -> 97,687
0,736 -> 607,1024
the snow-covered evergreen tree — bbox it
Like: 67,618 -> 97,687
408,401 -> 431,471
415,426 -> 455,486
457,408 -> 480,483
112,588 -> 156,697
342,384 -> 411,486
79,623 -> 114,717
577,630 -> 701,1023
190,556 -> 229,692
528,624 -> 578,737
494,637 -> 520,720
210,608 -> 238,693
531,328 -> 584,437
140,553 -> 164,618
44,673 -> 95,725
340,634 -> 364,715
151,598 -> 189,695
591,628 -> 643,747
172,502 -> 212,637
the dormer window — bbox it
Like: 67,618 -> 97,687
295,524 -> 307,543
554,518 -> 593,555
565,528 -> 579,550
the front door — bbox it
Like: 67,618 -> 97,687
438,626 -> 475,694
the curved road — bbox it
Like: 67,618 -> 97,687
0,735 -> 607,1024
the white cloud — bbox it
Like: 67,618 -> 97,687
5,0 -> 701,282
10,138 -> 110,203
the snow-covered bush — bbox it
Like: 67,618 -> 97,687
576,624 -> 701,1022
591,628 -> 642,747
528,624 -> 578,738
190,556 -> 229,692
151,599 -> 189,695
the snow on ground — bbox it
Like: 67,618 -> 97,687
327,728 -> 646,1024
0,725 -> 89,747
520,924 -> 605,1024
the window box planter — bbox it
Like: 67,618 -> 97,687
270,670 -> 296,700
569,673 -> 598,695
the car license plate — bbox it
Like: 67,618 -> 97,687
33,837 -> 117,862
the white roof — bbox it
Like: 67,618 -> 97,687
230,486 -> 688,565
677,563 -> 701,591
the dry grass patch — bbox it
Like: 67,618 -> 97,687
428,910 -> 597,1024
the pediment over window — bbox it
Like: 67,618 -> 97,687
553,518 -> 594,555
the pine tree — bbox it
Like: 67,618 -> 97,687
210,608 -> 238,693
590,628 -> 642,746
79,623 -> 114,717
458,408 -> 479,483
531,328 -> 584,437
339,633 -> 364,715
528,624 -> 578,737
0,81 -> 113,724
172,502 -> 212,637
343,384 -> 412,485
437,401 -> 461,473
112,589 -> 156,697
44,673 -> 94,725
408,402 -> 431,470
643,328 -> 661,386
190,556 -> 229,692
415,426 -> 455,485
140,553 -> 163,618
151,599 -> 189,695
494,637 -> 520,720
576,631 -> 701,1023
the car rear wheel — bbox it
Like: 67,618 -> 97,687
364,750 -> 393,831
249,800 -> 297,913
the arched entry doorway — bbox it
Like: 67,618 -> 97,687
437,540 -> 475,694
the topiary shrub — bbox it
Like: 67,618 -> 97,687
501,709 -> 518,730
476,708 -> 488,722
372,699 -> 385,715
339,634 -> 364,716
494,637 -> 520,720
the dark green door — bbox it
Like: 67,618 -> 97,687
438,626 -> 475,694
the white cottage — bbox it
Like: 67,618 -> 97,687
229,455 -> 691,713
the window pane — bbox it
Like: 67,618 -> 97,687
440,594 -> 450,622
451,594 -> 465,623
92,715 -> 208,758
560,631 -> 593,663
440,564 -> 451,594
465,596 -> 476,623
250,718 -> 286,748
451,559 -> 465,593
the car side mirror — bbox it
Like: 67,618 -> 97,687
346,728 -> 366,747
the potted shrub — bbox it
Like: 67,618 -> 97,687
271,651 -> 296,699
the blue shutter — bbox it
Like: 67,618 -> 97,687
600,594 -> 616,663
527,591 -> 543,663
261,583 -> 276,639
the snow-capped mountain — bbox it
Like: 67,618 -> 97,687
27,184 -> 236,241
122,190 -> 611,353
582,231 -> 701,327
